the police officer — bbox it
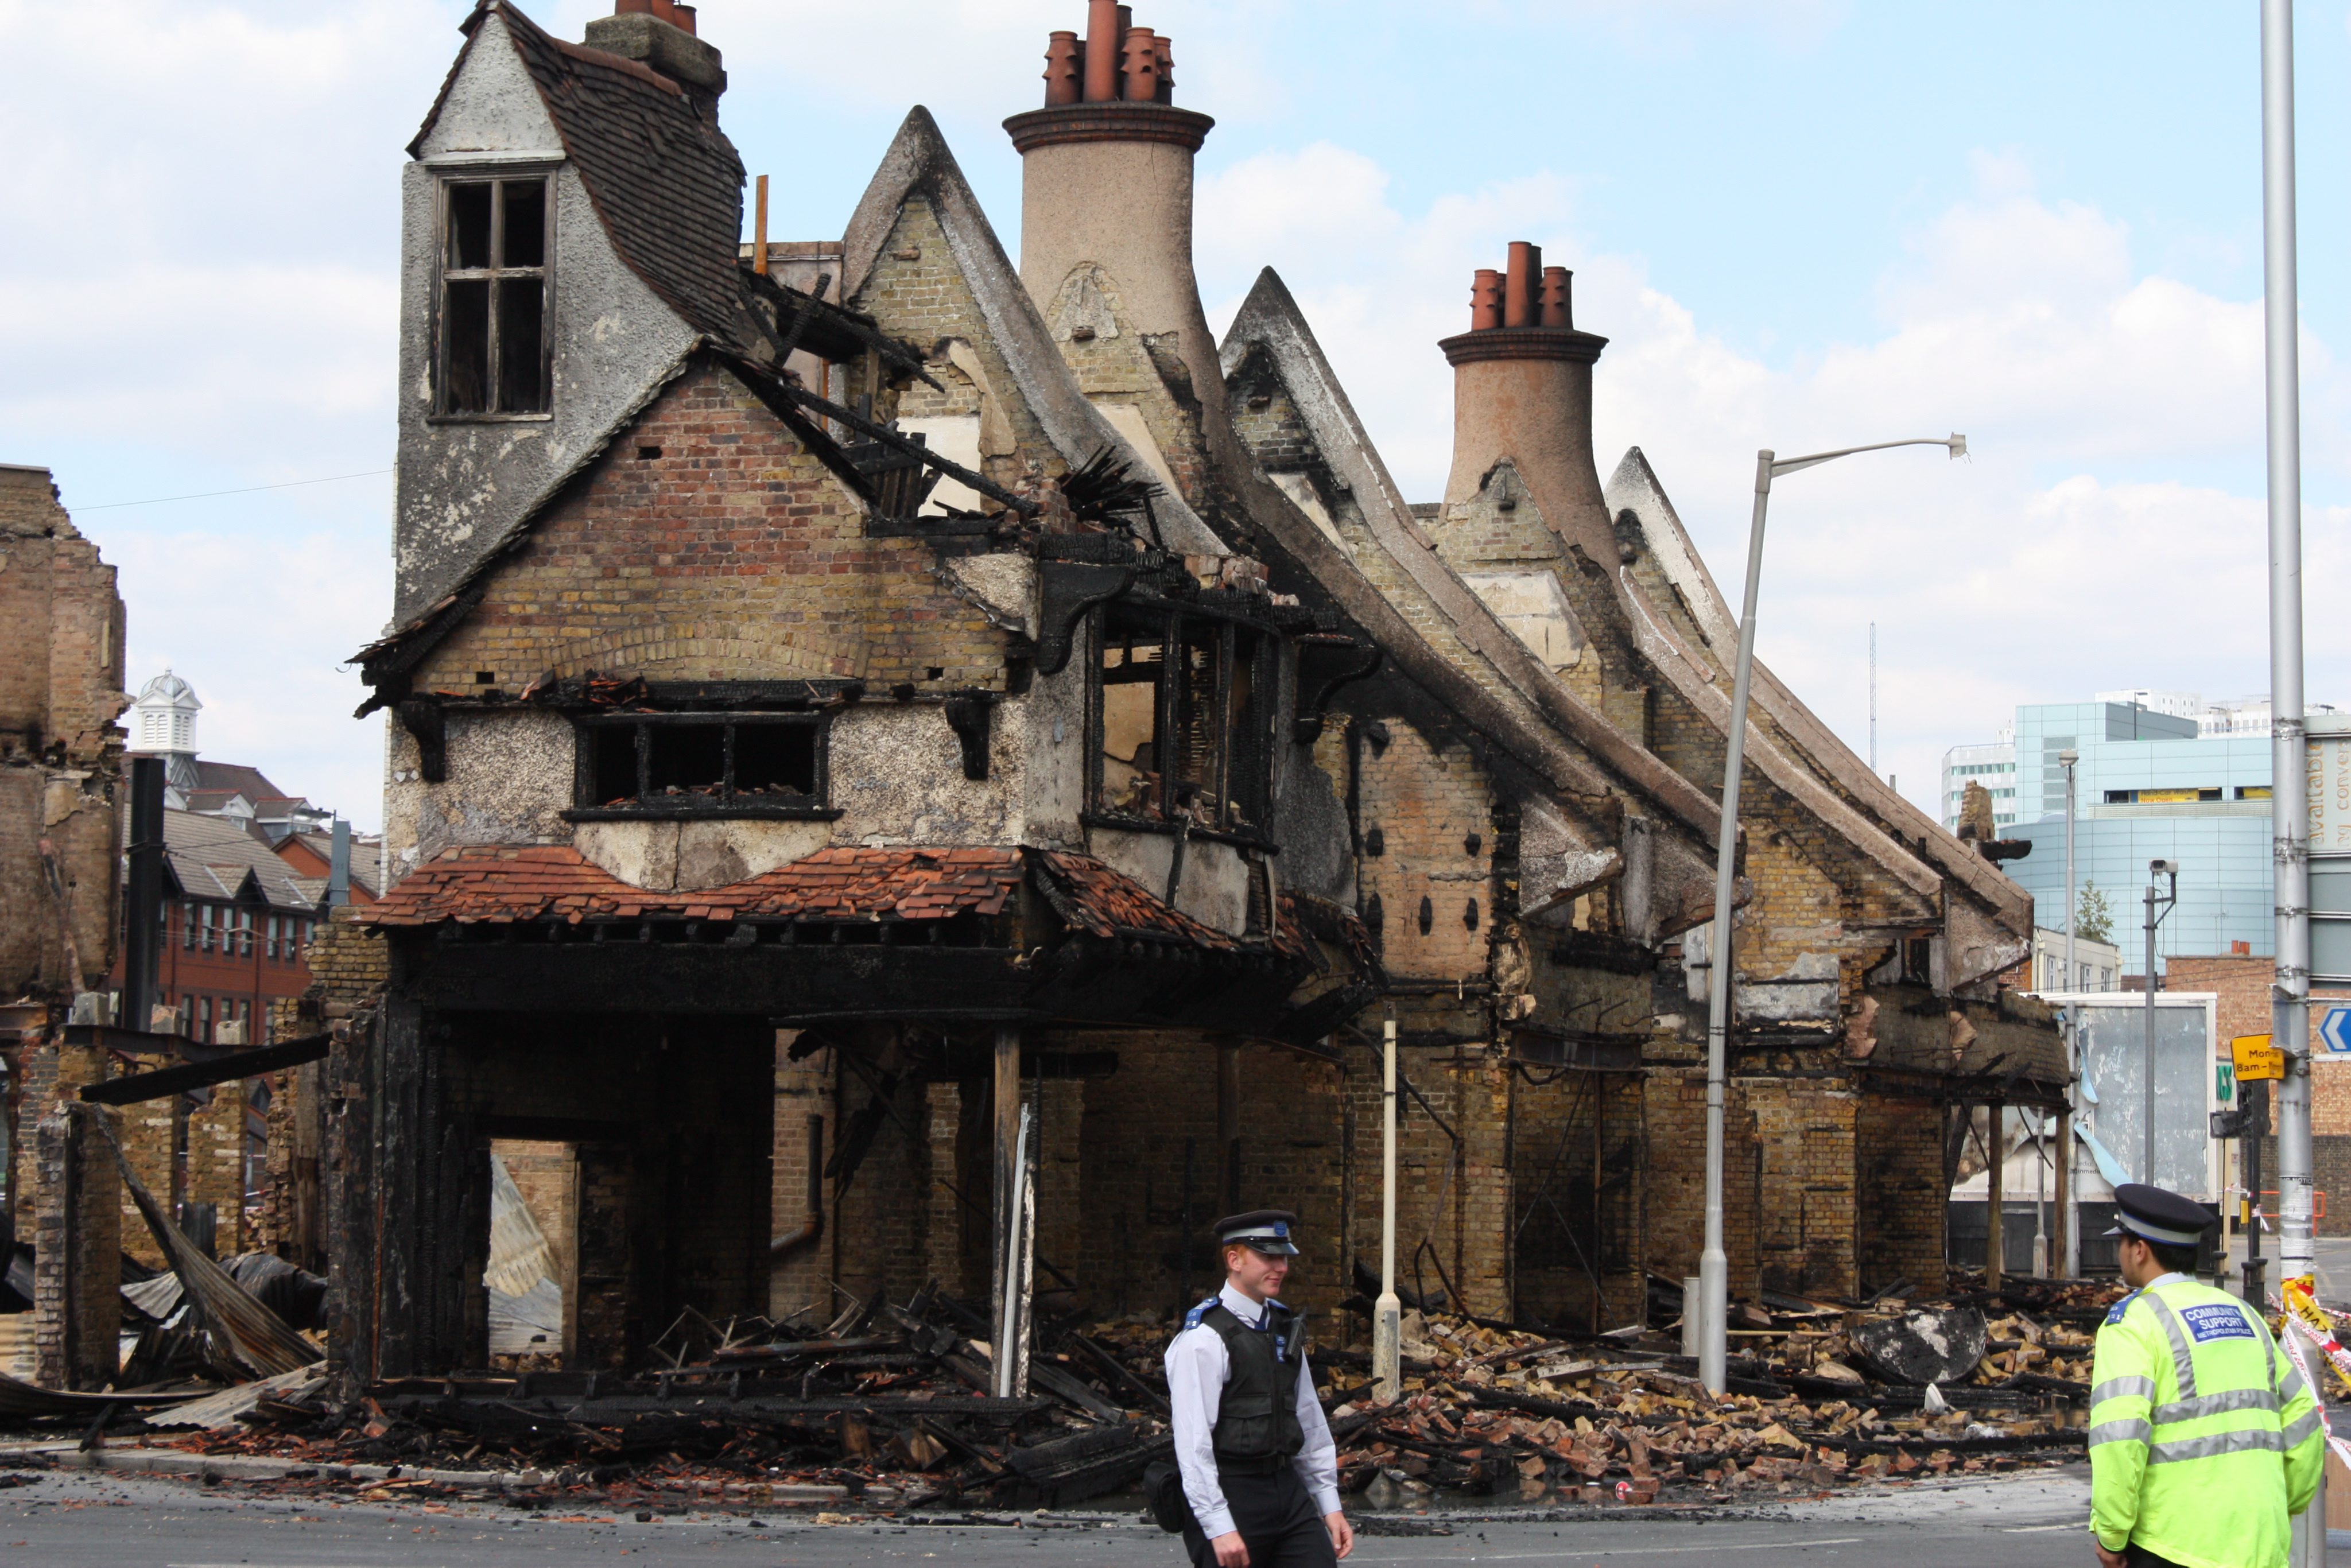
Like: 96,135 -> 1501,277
2088,1182 -> 2322,1568
1164,1210 -> 1354,1567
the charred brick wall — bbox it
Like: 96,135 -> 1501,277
1855,1093 -> 1949,1295
1511,1070 -> 1646,1330
1071,1033 -> 1348,1324
1353,724 -> 1497,984
116,1092 -> 179,1269
188,1078 -> 249,1257
32,1102 -> 118,1389
413,360 -> 1002,698
0,465 -> 126,1002
769,1035 -> 834,1321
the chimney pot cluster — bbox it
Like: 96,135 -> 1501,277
612,0 -> 696,35
1468,242 -> 1573,332
1049,1 -> 1175,106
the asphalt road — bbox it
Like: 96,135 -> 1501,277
0,1464 -> 2116,1567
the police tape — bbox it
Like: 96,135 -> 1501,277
2275,1326 -> 2351,1476
2276,1307 -> 2351,1470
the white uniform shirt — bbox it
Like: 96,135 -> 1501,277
1162,1282 -> 1341,1539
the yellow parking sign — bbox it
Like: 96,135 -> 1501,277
2233,1033 -> 2284,1082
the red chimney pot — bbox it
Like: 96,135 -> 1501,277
1121,26 -> 1161,102
1539,266 -> 1572,329
1044,31 -> 1083,106
1503,242 -> 1540,329
1469,270 -> 1503,332
1155,33 -> 1174,102
614,0 -> 652,13
1083,0 -> 1122,102
670,2 -> 696,33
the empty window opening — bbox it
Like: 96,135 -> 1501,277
486,1140 -> 578,1363
581,717 -> 826,812
646,724 -> 726,797
1091,604 -> 1270,834
1098,612 -> 1166,817
437,177 -> 550,417
732,723 -> 818,798
637,444 -> 663,461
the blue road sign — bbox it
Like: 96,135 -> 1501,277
2322,1007 -> 2351,1054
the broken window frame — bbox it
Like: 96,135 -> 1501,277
565,713 -> 840,821
430,170 -> 555,421
1083,600 -> 1278,843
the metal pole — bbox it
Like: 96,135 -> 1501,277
1373,1014 -> 1400,1402
1700,451 -> 1774,1396
2259,0 -> 2315,1307
2060,750 -> 2079,1276
2145,879 -> 2159,1182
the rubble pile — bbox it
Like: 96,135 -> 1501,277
66,1274 -> 2117,1514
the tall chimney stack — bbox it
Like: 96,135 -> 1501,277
1005,5 -> 1223,462
1440,243 -> 1615,561
585,0 -> 726,117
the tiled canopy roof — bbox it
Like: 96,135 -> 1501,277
356,844 -> 1303,957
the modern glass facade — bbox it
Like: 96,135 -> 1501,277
1999,701 -> 2275,975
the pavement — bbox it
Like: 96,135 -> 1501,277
0,1458 -> 2120,1567
2219,1231 -> 2351,1299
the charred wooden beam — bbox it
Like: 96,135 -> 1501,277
80,1034 -> 331,1105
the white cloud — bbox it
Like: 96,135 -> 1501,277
1197,144 -> 2350,822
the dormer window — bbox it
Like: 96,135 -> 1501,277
436,177 -> 550,417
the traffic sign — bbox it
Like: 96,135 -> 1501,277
2322,1007 -> 2351,1054
2234,1033 -> 2285,1081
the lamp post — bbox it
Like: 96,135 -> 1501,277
2059,747 -> 2079,1278
2143,859 -> 2180,1182
1697,433 -> 1968,1395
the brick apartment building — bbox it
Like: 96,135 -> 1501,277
2167,952 -> 2351,1236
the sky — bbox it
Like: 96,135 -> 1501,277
4,0 -> 2349,834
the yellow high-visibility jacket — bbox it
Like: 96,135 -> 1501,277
2088,1273 -> 2323,1568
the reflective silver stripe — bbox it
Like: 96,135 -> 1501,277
2276,1356 -> 2307,1404
2152,1387 -> 2280,1423
2088,1418 -> 2153,1448
2146,1428 -> 2286,1464
2282,1410 -> 2322,1449
2092,1375 -> 2158,1406
2140,1292 -> 2199,1400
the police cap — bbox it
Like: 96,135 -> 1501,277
2103,1182 -> 2216,1248
1215,1210 -> 1301,1256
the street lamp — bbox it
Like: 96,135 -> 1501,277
1698,434 -> 1968,1395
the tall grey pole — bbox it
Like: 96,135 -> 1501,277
1698,451 -> 1775,1396
1696,434 -> 1964,1394
2060,750 -> 2080,1276
2144,879 -> 2159,1182
2259,0 -> 2314,1304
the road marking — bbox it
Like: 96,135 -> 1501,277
2004,1523 -> 2082,1533
1356,1537 -> 1863,1562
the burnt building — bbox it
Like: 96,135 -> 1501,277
329,0 -> 2063,1381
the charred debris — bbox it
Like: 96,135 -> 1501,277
6,1272 -> 2116,1519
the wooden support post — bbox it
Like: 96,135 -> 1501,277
1985,1104 -> 2005,1290
1217,1037 -> 1241,1219
753,174 -> 770,274
2052,1101 -> 2072,1280
991,1027 -> 1021,1358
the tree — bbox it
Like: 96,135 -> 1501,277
2075,882 -> 2113,945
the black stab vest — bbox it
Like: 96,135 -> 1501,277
1195,1301 -> 1306,1464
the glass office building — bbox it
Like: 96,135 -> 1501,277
2000,701 -> 2275,976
